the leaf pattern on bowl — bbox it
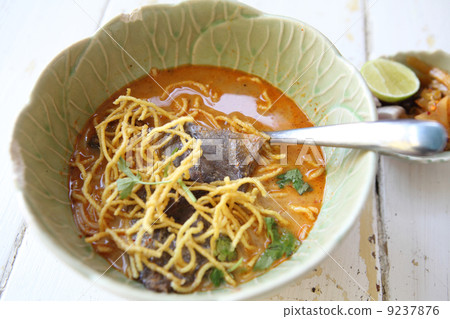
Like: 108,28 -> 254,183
11,1 -> 376,300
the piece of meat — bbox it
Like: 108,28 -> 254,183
136,187 -> 147,202
139,247 -> 209,293
137,192 -> 210,293
138,227 -> 210,292
138,228 -> 174,292
163,123 -> 266,183
131,187 -> 205,224
139,261 -> 172,293
87,135 -> 100,150
137,124 -> 263,292
106,120 -> 119,132
164,191 -> 207,224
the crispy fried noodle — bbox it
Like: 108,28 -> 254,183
70,88 -> 312,293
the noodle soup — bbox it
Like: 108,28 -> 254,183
69,65 -> 326,293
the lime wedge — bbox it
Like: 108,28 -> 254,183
361,58 -> 420,103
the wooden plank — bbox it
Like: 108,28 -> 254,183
367,0 -> 450,59
0,0 -> 108,298
2,229 -> 120,300
368,0 -> 450,300
378,159 -> 450,300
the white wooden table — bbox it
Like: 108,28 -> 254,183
1,0 -> 449,301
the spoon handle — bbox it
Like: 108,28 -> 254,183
267,120 -> 448,156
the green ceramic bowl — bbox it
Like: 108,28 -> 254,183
384,50 -> 450,163
11,1 -> 376,300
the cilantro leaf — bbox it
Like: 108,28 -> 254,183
177,178 -> 197,203
254,249 -> 279,270
228,257 -> 244,272
276,168 -> 312,195
215,236 -> 237,262
118,157 -> 137,179
253,218 -> 300,271
116,157 -> 171,199
210,268 -> 225,287
280,230 -> 297,257
265,217 -> 279,243
117,177 -> 137,199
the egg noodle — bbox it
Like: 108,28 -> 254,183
70,82 -> 324,293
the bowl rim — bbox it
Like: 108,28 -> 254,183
11,0 -> 377,300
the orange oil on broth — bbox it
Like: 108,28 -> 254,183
69,65 -> 326,289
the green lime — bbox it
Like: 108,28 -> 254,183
361,58 -> 420,103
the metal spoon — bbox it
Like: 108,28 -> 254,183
266,120 -> 447,156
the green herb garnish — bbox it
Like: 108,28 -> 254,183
215,236 -> 237,262
117,157 -> 171,199
210,256 -> 243,288
210,268 -> 225,287
265,215 -> 279,242
228,257 -> 244,272
177,178 -> 197,203
254,217 -> 300,271
276,168 -> 312,195
160,148 -> 196,202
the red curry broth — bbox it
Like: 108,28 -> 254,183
69,65 -> 326,288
